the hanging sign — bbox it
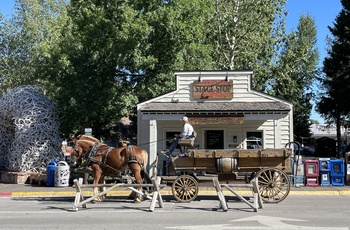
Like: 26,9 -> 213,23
85,128 -> 92,136
190,117 -> 244,125
193,80 -> 233,99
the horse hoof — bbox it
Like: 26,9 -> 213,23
92,197 -> 102,203
134,198 -> 141,203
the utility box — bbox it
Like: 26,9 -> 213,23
304,160 -> 319,186
345,152 -> 350,185
290,156 -> 304,186
330,159 -> 345,186
319,158 -> 331,186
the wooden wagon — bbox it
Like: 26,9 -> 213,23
164,147 -> 292,203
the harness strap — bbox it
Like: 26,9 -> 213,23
126,145 -> 144,168
83,144 -> 144,172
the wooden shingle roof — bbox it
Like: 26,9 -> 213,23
140,101 -> 290,112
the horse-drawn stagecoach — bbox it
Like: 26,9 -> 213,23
164,146 -> 292,203
71,134 -> 293,205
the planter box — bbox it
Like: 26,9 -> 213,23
0,172 -> 46,184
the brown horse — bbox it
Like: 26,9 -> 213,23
71,139 -> 148,203
73,134 -> 99,145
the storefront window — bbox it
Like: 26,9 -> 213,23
246,132 -> 263,149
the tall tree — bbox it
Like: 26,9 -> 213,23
40,0 -> 217,135
39,0 -> 149,135
1,0 -> 322,140
133,0 -> 215,102
0,0 -> 68,94
317,0 -> 350,157
271,15 -> 319,142
211,0 -> 287,91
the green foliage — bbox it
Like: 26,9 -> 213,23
211,0 -> 287,92
310,119 -> 320,125
270,15 -> 319,139
0,0 -> 321,139
0,0 -> 69,94
318,0 -> 350,120
317,0 -> 350,156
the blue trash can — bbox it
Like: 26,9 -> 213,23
46,160 -> 57,187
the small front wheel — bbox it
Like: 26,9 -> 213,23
171,175 -> 198,202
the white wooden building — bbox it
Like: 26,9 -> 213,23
137,70 -> 293,173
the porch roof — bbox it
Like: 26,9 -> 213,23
139,101 -> 290,113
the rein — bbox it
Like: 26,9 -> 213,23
136,138 -> 168,147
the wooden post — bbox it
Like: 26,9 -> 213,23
251,179 -> 264,209
213,177 -> 263,212
212,177 -> 228,212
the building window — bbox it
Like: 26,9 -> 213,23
246,132 -> 263,149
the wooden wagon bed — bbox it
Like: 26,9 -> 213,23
165,148 -> 293,203
170,148 -> 292,173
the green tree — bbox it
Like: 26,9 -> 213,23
317,0 -> 350,157
310,119 -> 320,125
39,0 -> 146,135
211,0 -> 287,91
40,0 -> 217,135
271,15 -> 319,141
0,0 -> 68,94
1,0 -> 322,141
133,0 -> 215,102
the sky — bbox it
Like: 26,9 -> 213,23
0,0 -> 344,123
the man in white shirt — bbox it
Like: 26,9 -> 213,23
162,116 -> 194,157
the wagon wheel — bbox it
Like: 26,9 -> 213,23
256,167 -> 290,203
171,175 -> 199,202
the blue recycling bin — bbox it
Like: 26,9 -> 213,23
46,160 -> 57,187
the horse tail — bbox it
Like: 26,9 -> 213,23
141,149 -> 152,185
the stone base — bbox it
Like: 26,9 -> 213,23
0,172 -> 46,185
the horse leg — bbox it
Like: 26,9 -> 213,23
130,164 -> 143,203
98,176 -> 106,201
92,166 -> 103,202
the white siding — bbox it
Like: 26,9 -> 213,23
142,71 -> 283,104
137,71 -> 293,172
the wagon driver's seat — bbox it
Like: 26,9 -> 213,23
178,131 -> 197,153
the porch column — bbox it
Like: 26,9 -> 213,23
149,119 -> 157,178
274,117 -> 281,148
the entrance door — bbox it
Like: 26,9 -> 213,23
205,130 -> 224,149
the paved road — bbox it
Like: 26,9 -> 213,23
1,193 -> 350,229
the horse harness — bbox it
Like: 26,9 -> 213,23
84,143 -> 144,172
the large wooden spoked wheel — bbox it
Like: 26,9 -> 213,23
256,167 -> 290,203
171,175 -> 199,202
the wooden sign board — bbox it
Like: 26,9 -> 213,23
193,80 -> 233,99
190,117 -> 244,125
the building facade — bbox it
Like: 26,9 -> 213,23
137,71 -> 293,173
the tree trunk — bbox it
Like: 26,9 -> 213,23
336,111 -> 342,158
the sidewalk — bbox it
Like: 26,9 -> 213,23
1,181 -> 350,197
